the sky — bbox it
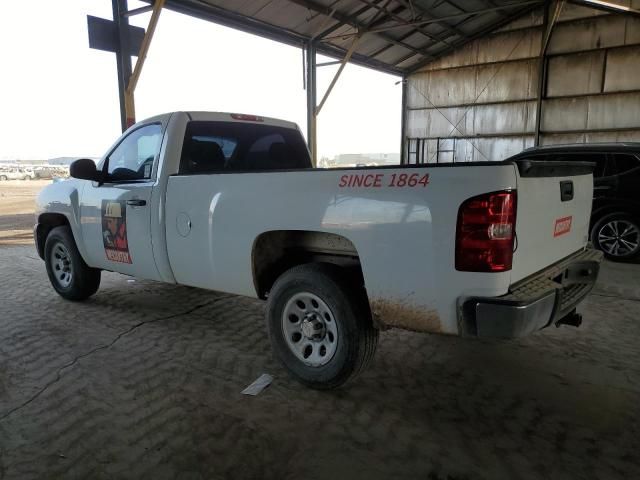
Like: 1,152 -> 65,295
0,0 -> 402,161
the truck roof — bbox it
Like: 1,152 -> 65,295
140,111 -> 300,131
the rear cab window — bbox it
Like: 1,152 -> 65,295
179,121 -> 311,174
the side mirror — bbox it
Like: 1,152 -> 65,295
70,159 -> 102,182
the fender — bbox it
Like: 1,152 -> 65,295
35,180 -> 90,264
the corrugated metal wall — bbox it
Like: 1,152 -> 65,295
404,2 -> 640,163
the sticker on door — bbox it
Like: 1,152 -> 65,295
102,200 -> 132,263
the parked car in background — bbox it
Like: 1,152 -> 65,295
22,167 -> 36,180
0,167 -> 35,181
34,167 -> 54,179
508,143 -> 640,261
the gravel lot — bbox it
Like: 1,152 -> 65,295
0,181 -> 639,479
0,180 -> 49,246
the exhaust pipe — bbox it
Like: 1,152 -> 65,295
555,310 -> 582,328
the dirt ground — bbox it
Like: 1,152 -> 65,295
0,180 -> 49,246
0,243 -> 639,479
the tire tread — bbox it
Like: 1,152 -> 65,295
45,226 -> 101,301
267,262 -> 378,389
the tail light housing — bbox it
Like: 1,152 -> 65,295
455,190 -> 517,272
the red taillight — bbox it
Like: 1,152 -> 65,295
455,190 -> 517,272
230,113 -> 264,122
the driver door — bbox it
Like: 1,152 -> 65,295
79,123 -> 163,280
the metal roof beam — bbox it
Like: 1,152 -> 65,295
406,2 -> 544,73
369,0 -> 519,63
287,0 -> 438,61
323,2 -> 542,39
357,0 -> 457,49
394,0 -> 470,39
569,0 -> 640,17
366,0 -> 510,62
315,3 -> 373,39
483,0 -> 511,17
160,0 -> 404,75
365,22 -> 459,61
364,0 -> 395,27
357,0 -> 411,26
151,0 -> 546,76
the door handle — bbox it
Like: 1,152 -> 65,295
126,199 -> 147,206
560,180 -> 573,201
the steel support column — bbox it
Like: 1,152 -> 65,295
112,0 -> 133,132
306,41 -> 317,165
124,0 -> 165,128
400,78 -> 407,164
535,1 -> 563,146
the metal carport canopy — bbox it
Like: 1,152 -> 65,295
112,0 -> 549,164
152,0 -> 545,76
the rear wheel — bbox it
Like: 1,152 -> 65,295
44,226 -> 101,300
591,213 -> 640,261
0,175 -> 7,181
266,263 -> 378,389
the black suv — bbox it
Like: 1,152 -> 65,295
508,143 -> 640,261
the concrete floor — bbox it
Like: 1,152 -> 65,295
0,245 -> 639,479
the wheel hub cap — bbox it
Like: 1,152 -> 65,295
598,220 -> 640,257
50,242 -> 73,288
281,292 -> 339,367
301,315 -> 326,340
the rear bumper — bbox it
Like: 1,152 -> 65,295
460,248 -> 603,338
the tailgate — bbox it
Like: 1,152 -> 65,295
510,160 -> 594,283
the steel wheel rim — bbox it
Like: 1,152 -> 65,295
598,220 -> 640,257
50,241 -> 73,288
281,292 -> 339,367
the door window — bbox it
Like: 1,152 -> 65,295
107,124 -> 163,182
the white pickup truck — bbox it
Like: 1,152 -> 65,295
35,111 -> 602,388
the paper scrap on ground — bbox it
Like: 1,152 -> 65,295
241,373 -> 273,396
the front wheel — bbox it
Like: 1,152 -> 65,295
591,213 -> 640,261
266,263 -> 378,389
44,226 -> 101,300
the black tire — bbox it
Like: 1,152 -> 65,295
0,175 -> 6,181
266,263 -> 378,389
591,212 -> 640,261
44,226 -> 101,300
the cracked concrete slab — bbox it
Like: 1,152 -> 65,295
0,245 -> 639,479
